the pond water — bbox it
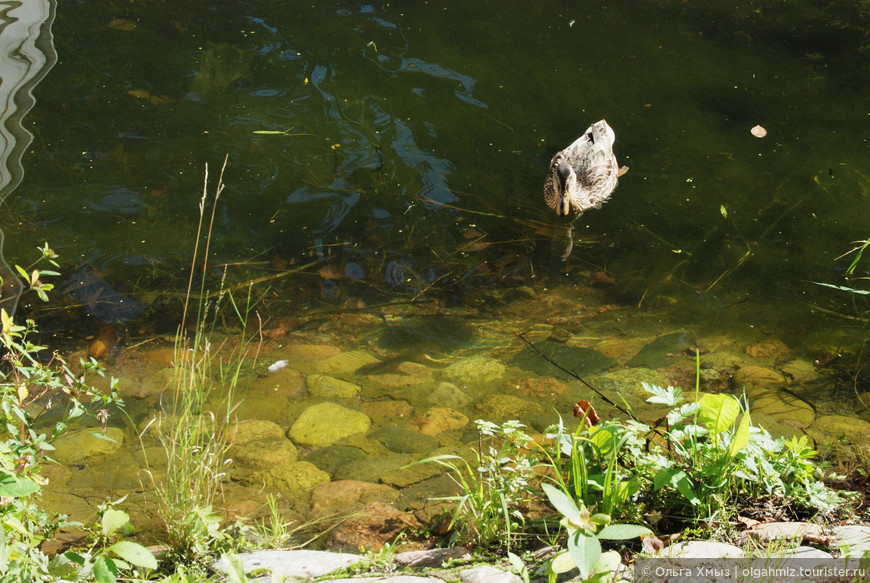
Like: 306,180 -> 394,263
8,0 -> 870,547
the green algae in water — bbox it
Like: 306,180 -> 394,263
375,315 -> 476,352
627,331 -> 699,369
511,341 -> 613,381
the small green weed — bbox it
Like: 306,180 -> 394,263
409,419 -> 537,551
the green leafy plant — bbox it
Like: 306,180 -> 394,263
542,483 -> 650,582
536,416 -> 644,521
51,498 -> 158,583
0,245 -> 123,581
637,381 -> 846,522
409,419 -> 537,550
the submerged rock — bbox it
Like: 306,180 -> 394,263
328,502 -> 421,552
306,374 -> 362,399
288,402 -> 372,447
428,382 -> 472,410
806,415 -> 870,456
476,393 -> 542,421
780,359 -> 819,383
333,452 -> 414,483
408,407 -> 469,436
627,332 -> 697,369
512,341 -> 613,381
745,338 -> 790,360
361,399 -> 415,423
735,365 -> 786,387
66,455 -> 140,490
236,460 -> 329,496
369,425 -> 440,454
303,445 -> 368,477
748,387 -> 815,429
588,367 -> 670,416
441,356 -> 506,387
230,435 -> 298,469
310,480 -> 400,516
52,427 -> 125,464
316,350 -> 380,375
281,344 -> 343,374
229,419 -> 286,444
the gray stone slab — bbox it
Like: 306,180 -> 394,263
213,550 -> 363,579
832,524 -> 870,557
460,565 -> 523,583
330,578 -> 446,583
395,547 -> 472,567
782,545 -> 834,559
659,541 -> 745,558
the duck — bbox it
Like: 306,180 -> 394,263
544,119 -> 627,217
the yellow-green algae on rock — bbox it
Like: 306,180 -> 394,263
289,402 -> 372,447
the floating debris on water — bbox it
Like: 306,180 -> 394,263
268,359 -> 290,373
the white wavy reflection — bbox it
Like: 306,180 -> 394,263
0,0 -> 57,314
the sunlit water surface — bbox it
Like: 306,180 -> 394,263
10,0 -> 870,544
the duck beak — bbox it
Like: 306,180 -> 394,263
557,191 -> 571,216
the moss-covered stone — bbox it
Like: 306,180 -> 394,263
288,402 -> 371,447
52,427 -> 125,464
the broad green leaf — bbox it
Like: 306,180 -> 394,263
542,483 -> 581,523
3,516 -> 31,539
654,468 -> 699,505
101,509 -> 130,537
589,426 -> 617,454
48,552 -> 83,578
698,393 -> 740,434
728,413 -> 751,458
108,541 -> 158,570
549,550 -> 576,574
567,529 -> 601,580
590,513 -> 611,526
507,552 -> 528,583
0,474 -> 39,497
0,527 -> 7,565
223,553 -> 249,583
93,556 -> 118,583
594,550 -> 624,578
597,523 -> 653,540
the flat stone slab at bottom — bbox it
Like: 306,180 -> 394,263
460,565 -> 523,583
658,541 -> 745,558
331,578 -> 447,583
213,550 -> 363,579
